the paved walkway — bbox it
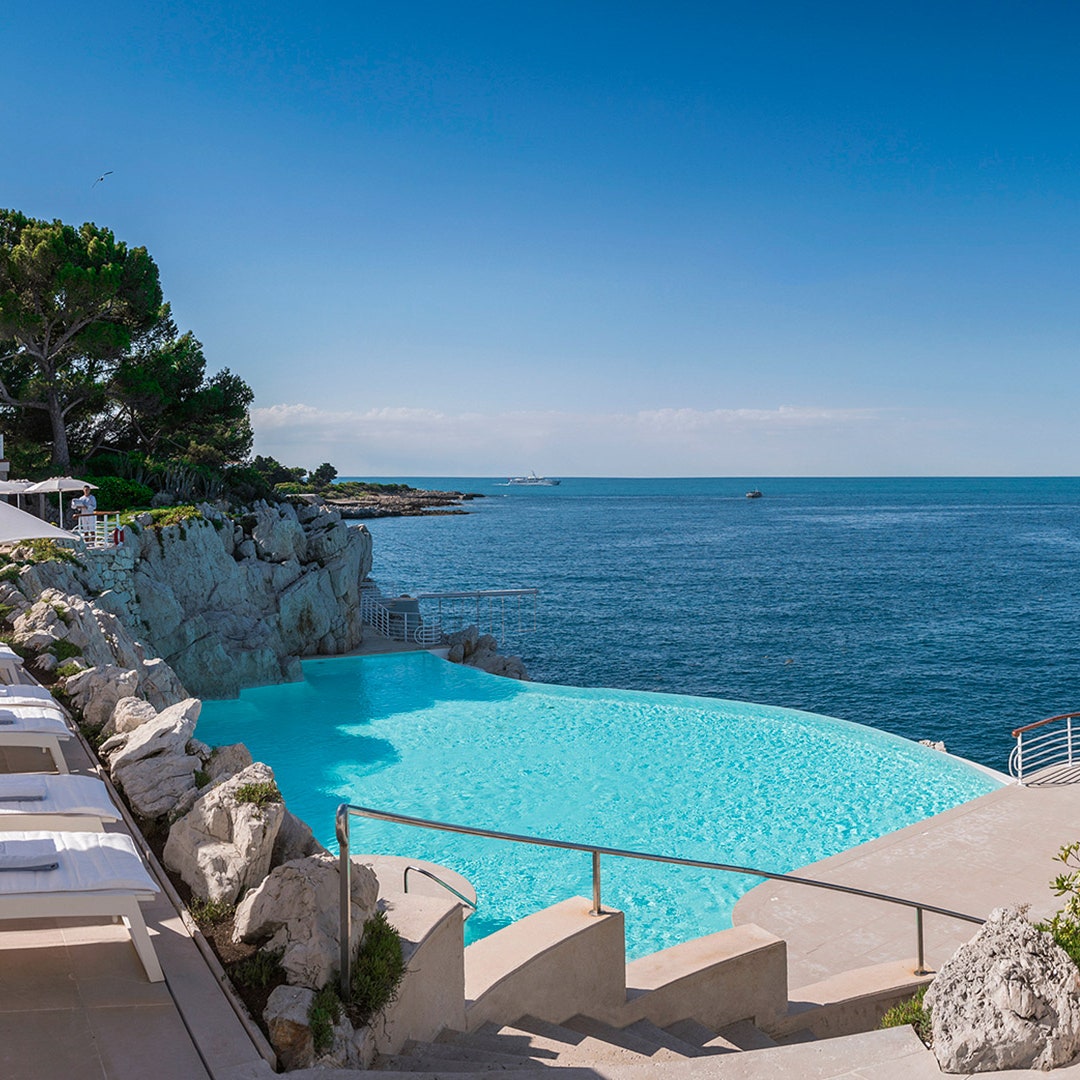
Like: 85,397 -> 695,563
0,737 -> 271,1080
734,778 -> 1080,989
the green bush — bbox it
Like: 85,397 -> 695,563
234,781 -> 282,807
1036,841 -> 1080,968
92,475 -> 155,512
229,948 -> 285,989
188,897 -> 235,926
309,984 -> 343,1052
350,910 -> 406,1027
48,640 -> 82,662
879,985 -> 931,1044
55,661 -> 82,679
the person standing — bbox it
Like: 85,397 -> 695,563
71,485 -> 97,536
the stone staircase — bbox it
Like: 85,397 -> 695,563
372,1012 -> 813,1073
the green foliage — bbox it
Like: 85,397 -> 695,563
0,564 -> 20,584
251,455 -> 308,487
228,948 -> 284,989
309,462 -> 338,489
274,482 -> 305,495
309,984 -> 343,1053
350,910 -> 406,1027
879,986 -> 931,1044
91,475 -> 154,512
1036,841 -> 1080,968
55,661 -> 83,678
48,601 -> 72,625
194,769 -> 210,788
187,897 -> 235,927
0,603 -> 14,621
142,505 -> 203,529
0,210 -> 164,469
330,481 -> 416,497
234,781 -> 282,808
25,539 -> 81,566
48,640 -> 82,661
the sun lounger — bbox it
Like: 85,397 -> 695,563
0,711 -> 72,773
0,775 -> 120,831
0,645 -> 24,685
0,685 -> 64,709
0,829 -> 162,980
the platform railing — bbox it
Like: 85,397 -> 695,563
360,594 -> 443,645
334,802 -> 984,998
1010,711 -> 1080,784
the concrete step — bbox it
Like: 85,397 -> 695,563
622,1019 -> 709,1058
774,1027 -> 817,1046
438,1024 -> 563,1063
506,1015 -> 659,1066
562,1014 -> 685,1061
715,1020 -> 778,1051
663,1019 -> 741,1054
403,1039 -> 550,1068
375,1051 -> 541,1072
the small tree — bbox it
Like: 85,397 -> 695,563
309,462 -> 338,489
0,210 -> 163,470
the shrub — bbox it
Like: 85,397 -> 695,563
48,640 -> 82,662
879,985 -> 931,1044
55,661 -> 82,679
188,897 -> 235,926
234,781 -> 282,807
229,948 -> 285,989
25,539 -> 81,567
0,565 -> 21,584
350,910 -> 406,1027
309,984 -> 343,1053
1036,841 -> 1080,968
92,476 -> 155,512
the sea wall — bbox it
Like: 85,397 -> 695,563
7,501 -> 372,699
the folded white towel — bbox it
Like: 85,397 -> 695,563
0,838 -> 58,871
0,778 -> 47,802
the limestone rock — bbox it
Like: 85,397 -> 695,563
163,762 -> 285,904
919,739 -> 948,752
207,742 -> 254,784
233,853 -> 379,990
264,984 -> 316,1071
926,906 -> 1080,1072
103,698 -> 202,819
139,657 -> 188,709
63,665 -> 139,729
101,695 -> 159,739
272,809 -> 327,868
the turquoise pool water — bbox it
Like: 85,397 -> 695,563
197,652 -> 1002,958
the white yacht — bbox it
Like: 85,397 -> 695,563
505,473 -> 561,487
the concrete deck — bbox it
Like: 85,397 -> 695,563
0,737 -> 271,1080
734,778 -> 1080,989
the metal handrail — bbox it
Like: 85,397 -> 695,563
403,864 -> 477,910
335,803 -> 983,997
1011,712 -> 1080,784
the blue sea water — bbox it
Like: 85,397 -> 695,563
354,476 -> 1080,771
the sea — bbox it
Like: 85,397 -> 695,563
345,476 -> 1080,773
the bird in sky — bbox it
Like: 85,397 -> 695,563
92,170 -> 113,187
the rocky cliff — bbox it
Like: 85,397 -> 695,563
6,500 -> 372,698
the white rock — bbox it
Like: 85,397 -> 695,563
104,698 -> 202,819
101,695 -> 159,739
272,809 -> 327,868
926,906 -> 1080,1072
207,743 -> 253,783
233,853 -> 379,990
63,665 -> 139,728
264,985 -> 316,1071
163,762 -> 285,904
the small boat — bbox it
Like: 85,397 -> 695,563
506,473 -> 561,487
745,489 -> 763,499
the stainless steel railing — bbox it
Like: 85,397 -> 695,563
335,803 -> 983,998
403,864 -> 477,910
1010,711 -> 1080,784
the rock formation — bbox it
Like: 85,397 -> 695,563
163,762 -> 286,904
233,853 -> 380,990
444,625 -> 528,680
926,906 -> 1080,1072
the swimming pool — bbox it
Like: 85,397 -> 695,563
197,651 -> 1002,958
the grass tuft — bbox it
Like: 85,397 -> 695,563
879,986 -> 931,1045
309,984 -> 343,1053
234,781 -> 282,807
187,896 -> 235,927
228,948 -> 285,989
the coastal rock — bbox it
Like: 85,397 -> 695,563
919,739 -> 948,753
103,698 -> 202,819
163,762 -> 285,904
233,853 -> 379,990
264,985 -> 316,1071
206,742 -> 254,784
102,696 -> 159,739
138,657 -> 188,709
63,665 -> 139,728
272,809 -> 327,868
252,502 -> 308,563
926,906 -> 1080,1072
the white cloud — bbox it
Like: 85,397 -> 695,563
250,401 -> 914,475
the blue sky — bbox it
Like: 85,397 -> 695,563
3,1 -> 1078,475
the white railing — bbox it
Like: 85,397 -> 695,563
360,593 -> 443,645
1010,711 -> 1080,784
414,589 -> 539,640
75,512 -> 125,549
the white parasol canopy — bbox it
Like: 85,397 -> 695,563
23,477 -> 99,523
0,500 -> 78,544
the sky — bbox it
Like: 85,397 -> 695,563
3,1 -> 1079,476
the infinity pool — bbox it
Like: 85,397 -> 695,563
197,651 -> 1001,958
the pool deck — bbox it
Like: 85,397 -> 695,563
734,776 -> 1080,989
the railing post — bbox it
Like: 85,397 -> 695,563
914,906 -> 928,975
590,850 -> 602,915
336,805 -> 352,999
1069,717 -> 1074,765
1017,733 -> 1024,785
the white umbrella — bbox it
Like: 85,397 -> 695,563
0,480 -> 32,509
0,500 -> 78,544
23,477 -> 99,525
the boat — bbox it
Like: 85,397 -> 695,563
746,489 -> 763,499
506,473 -> 561,487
